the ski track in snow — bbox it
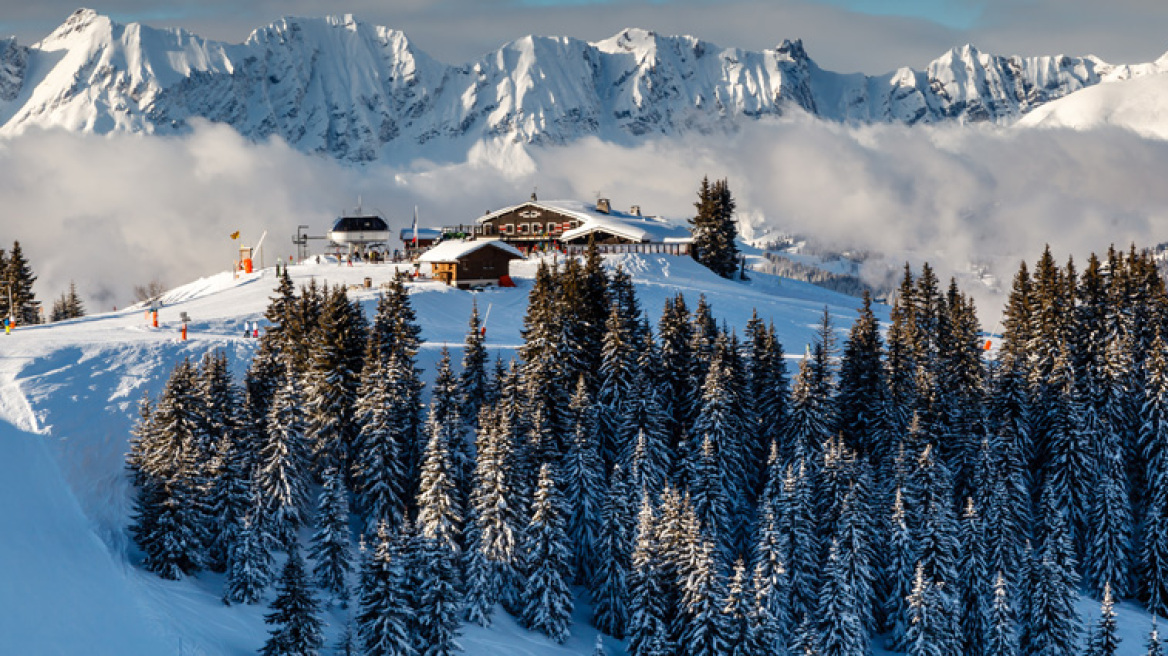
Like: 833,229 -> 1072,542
0,252 -> 1152,654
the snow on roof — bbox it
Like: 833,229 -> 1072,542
416,238 -> 525,263
478,199 -> 692,243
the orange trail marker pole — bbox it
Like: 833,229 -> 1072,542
181,324 -> 187,341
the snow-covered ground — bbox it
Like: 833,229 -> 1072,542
0,253 -> 1151,654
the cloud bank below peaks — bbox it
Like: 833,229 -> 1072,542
3,117 -> 1166,321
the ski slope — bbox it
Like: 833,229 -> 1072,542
0,252 -> 1151,654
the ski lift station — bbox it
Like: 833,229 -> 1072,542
327,210 -> 390,255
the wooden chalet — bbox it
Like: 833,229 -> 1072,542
473,195 -> 692,255
417,239 -> 525,288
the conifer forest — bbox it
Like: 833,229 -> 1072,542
127,242 -> 1168,656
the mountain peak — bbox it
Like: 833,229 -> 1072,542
775,38 -> 809,62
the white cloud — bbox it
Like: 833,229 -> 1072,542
5,117 -> 1167,323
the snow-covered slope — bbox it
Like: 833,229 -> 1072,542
2,9 -> 1166,162
1017,63 -> 1168,139
0,254 -> 872,654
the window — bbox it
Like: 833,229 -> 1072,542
532,223 -> 544,235
503,224 -> 514,234
518,223 -> 529,234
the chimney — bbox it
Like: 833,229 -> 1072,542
630,205 -> 642,217
596,198 -> 610,214
531,191 -> 538,201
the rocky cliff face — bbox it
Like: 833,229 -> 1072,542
1,9 -> 1163,162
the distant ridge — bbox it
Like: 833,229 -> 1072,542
1,8 -> 1165,162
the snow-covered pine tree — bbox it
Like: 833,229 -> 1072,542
261,541 -> 325,656
679,533 -> 730,656
469,404 -> 525,616
1084,417 -> 1133,599
779,457 -> 820,631
837,291 -> 887,460
725,557 -> 762,656
884,487 -> 915,651
222,504 -> 272,605
563,376 -> 605,586
303,284 -> 365,478
593,464 -> 634,637
786,356 -> 832,465
1043,343 -> 1093,555
958,497 -> 991,656
597,298 -> 639,470
357,521 -> 416,656
1084,583 -> 1120,656
1027,486 -> 1081,656
1141,334 -> 1168,615
459,300 -> 489,432
690,333 -> 748,555
905,564 -> 960,656
658,294 -> 694,459
627,493 -> 669,656
985,571 -> 1019,656
206,431 -> 251,574
745,313 -> 789,501
353,342 -> 410,534
1147,625 -> 1164,656
429,347 -> 471,523
750,496 -> 791,656
369,278 -> 426,501
257,362 -> 313,543
310,466 -> 353,605
522,463 -> 574,643
416,412 -> 464,555
129,359 -> 208,579
817,538 -> 868,656
412,534 -> 462,656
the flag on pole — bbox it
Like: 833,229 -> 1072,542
413,206 -> 419,247
230,230 -> 240,240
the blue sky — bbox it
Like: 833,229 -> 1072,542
0,0 -> 1163,73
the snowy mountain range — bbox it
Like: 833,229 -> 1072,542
1,9 -> 1166,162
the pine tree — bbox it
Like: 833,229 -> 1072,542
469,406 -> 523,617
985,572 -> 1019,656
460,300 -> 489,431
837,291 -> 887,459
412,534 -> 462,656
1146,625 -> 1163,656
310,467 -> 353,605
357,522 -> 416,656
521,464 -> 574,643
257,366 -> 312,542
1027,486 -> 1081,656
50,280 -> 85,321
415,414 -> 464,554
627,494 -> 669,656
563,376 -> 605,586
1084,421 -> 1133,599
959,497 -> 992,656
1084,583 -> 1120,656
129,359 -> 208,579
816,538 -> 868,656
593,464 -> 633,637
884,488 -> 915,651
750,497 -> 791,656
223,506 -> 272,605
679,534 -> 730,656
597,298 -> 639,469
4,241 -> 39,324
689,177 -> 739,278
353,344 -> 410,534
260,543 -> 325,656
905,564 -> 960,656
725,557 -> 761,656
303,285 -> 365,477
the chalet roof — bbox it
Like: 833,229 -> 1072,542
398,227 -> 443,241
478,199 -> 692,243
417,239 -> 525,263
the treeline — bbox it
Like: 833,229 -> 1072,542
127,241 -> 1168,656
